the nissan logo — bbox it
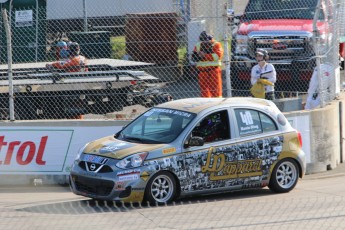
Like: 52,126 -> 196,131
90,163 -> 96,171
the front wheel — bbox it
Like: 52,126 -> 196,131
269,158 -> 299,193
144,172 -> 177,205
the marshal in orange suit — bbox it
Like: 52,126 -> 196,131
192,31 -> 224,98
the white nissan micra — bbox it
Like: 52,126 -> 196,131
70,97 -> 306,204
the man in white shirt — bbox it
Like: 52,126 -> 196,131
251,49 -> 277,100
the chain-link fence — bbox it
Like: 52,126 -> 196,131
0,0 -> 343,120
230,0 -> 342,104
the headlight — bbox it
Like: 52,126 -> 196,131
235,35 -> 249,54
116,152 -> 148,169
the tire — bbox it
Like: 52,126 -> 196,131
144,171 -> 177,205
268,158 -> 299,193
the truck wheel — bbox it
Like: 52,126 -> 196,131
268,158 -> 299,193
144,171 -> 176,205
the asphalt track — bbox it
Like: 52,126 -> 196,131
1,164 -> 345,230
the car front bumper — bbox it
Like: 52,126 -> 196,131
69,164 -> 150,203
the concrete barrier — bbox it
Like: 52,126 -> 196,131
285,95 -> 343,174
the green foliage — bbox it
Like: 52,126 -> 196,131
110,36 -> 188,64
110,36 -> 126,59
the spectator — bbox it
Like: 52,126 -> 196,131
305,63 -> 333,110
250,49 -> 276,100
46,42 -> 88,72
192,31 -> 224,98
55,41 -> 68,60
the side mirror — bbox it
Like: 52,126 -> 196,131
185,136 -> 204,147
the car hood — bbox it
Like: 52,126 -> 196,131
83,136 -> 166,159
237,19 -> 325,35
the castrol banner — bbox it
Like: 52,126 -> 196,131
0,125 -> 123,174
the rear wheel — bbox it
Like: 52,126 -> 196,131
144,172 -> 176,205
269,158 -> 299,193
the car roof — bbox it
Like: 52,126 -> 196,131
156,97 -> 275,114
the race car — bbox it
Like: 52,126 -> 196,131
69,97 -> 306,204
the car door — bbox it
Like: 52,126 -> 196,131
181,109 -> 241,195
232,107 -> 283,189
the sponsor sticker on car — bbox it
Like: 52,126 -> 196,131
84,154 -> 108,164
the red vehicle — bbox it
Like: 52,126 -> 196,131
230,0 -> 344,93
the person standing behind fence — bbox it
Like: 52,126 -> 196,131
250,49 -> 276,100
192,31 -> 224,98
46,42 -> 88,72
55,41 -> 68,61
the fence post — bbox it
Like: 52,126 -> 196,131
223,2 -> 232,97
83,0 -> 88,32
2,9 -> 14,121
312,0 -> 323,108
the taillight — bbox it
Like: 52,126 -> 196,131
297,131 -> 303,147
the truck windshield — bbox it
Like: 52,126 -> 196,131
244,0 -> 320,20
116,108 -> 196,144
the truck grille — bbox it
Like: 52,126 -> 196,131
249,33 -> 313,60
73,175 -> 114,196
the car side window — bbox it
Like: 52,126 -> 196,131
235,109 -> 278,136
260,112 -> 278,132
192,110 -> 230,143
235,109 -> 262,136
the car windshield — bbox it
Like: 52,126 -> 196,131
244,0 -> 320,20
116,108 -> 196,144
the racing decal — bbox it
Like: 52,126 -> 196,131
117,169 -> 140,182
144,108 -> 193,118
238,111 -> 261,135
118,174 -> 139,182
99,142 -> 134,154
84,154 -> 108,164
117,169 -> 141,176
162,147 -> 176,155
143,136 -> 283,193
114,181 -> 126,191
201,147 -> 262,180
140,171 -> 150,181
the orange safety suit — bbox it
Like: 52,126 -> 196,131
193,39 -> 223,97
51,55 -> 88,72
